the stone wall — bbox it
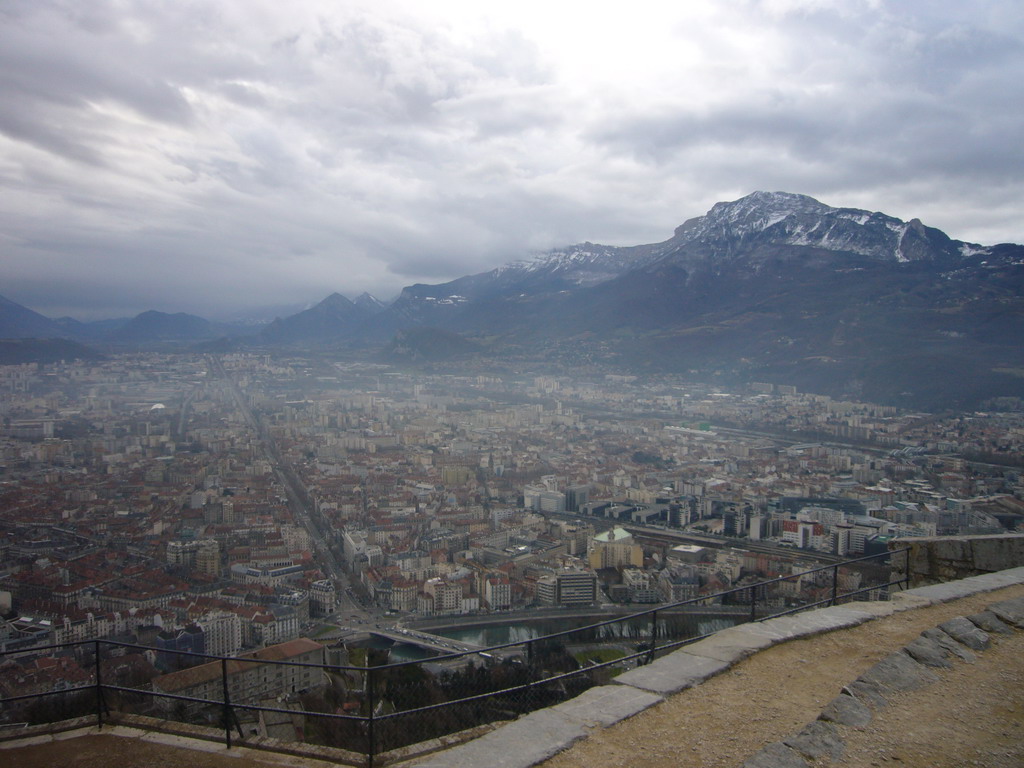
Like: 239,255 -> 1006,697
890,534 -> 1024,587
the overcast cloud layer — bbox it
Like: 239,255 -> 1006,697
2,0 -> 1022,319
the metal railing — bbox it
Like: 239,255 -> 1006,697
1,548 -> 909,766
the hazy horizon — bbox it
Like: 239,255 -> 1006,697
3,1 -> 1023,319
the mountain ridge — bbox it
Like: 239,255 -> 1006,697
3,191 -> 1022,408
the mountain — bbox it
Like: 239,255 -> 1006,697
354,292 -> 388,315
356,191 -> 1024,409
260,292 -> 373,345
9,191 -> 1019,409
107,311 -> 228,343
0,293 -> 68,338
383,327 -> 481,363
0,338 -> 104,365
53,316 -> 133,341
376,241 -> 665,336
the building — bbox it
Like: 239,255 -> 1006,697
536,570 -> 598,607
424,578 -> 462,615
588,527 -> 643,570
309,579 -> 337,618
621,568 -> 660,603
196,610 -> 242,658
154,625 -> 205,671
484,576 -> 511,610
564,485 -> 590,513
151,638 -> 326,713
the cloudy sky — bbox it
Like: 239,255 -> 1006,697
2,0 -> 1022,320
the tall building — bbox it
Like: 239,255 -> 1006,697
196,610 -> 242,657
195,540 -> 220,577
484,576 -> 511,610
564,485 -> 590,513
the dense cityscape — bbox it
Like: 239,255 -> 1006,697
2,352 -> 1022,716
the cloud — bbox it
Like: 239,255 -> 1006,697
0,0 -> 1022,319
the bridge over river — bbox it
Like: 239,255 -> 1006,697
368,627 -> 488,656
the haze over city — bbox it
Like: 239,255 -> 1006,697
2,0 -> 1023,319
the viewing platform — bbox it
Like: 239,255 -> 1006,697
3,534 -> 1023,768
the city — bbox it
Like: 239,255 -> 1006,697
2,352 -> 1022,709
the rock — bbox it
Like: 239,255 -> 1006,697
742,741 -> 810,768
988,596 -> 1024,628
843,680 -> 889,709
921,628 -> 977,663
784,720 -> 845,761
904,635 -> 953,668
939,616 -> 991,651
967,611 -> 1014,635
858,650 -> 940,693
820,693 -> 872,727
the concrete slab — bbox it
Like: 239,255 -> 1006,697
50,727 -> 100,742
841,601 -> 899,618
550,685 -> 663,728
888,593 -> 935,611
138,731 -> 228,753
960,570 -> 1024,590
613,651 -> 731,695
755,606 -> 873,640
902,580 -> 992,603
736,618 -> 806,642
408,710 -> 587,768
91,725 -> 142,740
0,733 -> 56,749
683,627 -> 776,663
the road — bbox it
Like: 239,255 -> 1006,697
206,355 -> 370,623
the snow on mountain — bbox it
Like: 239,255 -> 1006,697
668,191 -> 970,264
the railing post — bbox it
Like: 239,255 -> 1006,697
367,664 -> 376,768
647,611 -> 658,665
831,565 -> 839,606
749,584 -> 757,623
94,640 -> 103,730
221,657 -> 232,749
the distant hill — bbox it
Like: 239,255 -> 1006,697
260,292 -> 377,345
0,293 -> 67,338
0,338 -> 104,365
105,310 -> 225,343
383,327 -> 481,363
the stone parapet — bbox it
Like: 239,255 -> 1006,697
890,534 -> 1024,587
